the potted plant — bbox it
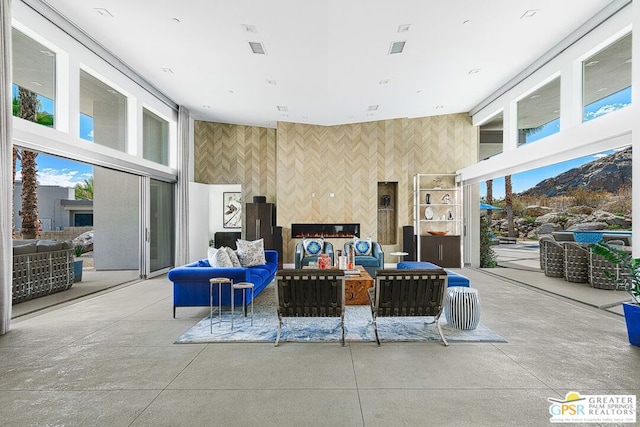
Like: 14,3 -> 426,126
73,245 -> 84,283
591,242 -> 640,346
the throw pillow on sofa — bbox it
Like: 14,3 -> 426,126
236,238 -> 266,267
208,247 -> 233,268
302,238 -> 324,256
224,246 -> 242,267
353,237 -> 372,256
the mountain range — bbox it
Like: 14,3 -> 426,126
519,146 -> 632,198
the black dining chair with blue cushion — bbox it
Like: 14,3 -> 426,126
295,238 -> 334,268
344,238 -> 384,277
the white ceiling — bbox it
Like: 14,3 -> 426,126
39,0 -> 615,128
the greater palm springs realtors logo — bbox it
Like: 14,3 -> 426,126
548,391 -> 636,423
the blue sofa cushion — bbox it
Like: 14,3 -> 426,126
397,261 -> 470,287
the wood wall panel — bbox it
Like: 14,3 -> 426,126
194,114 -> 477,263
194,121 -> 277,213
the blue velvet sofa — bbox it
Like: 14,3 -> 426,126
168,250 -> 278,317
397,261 -> 470,287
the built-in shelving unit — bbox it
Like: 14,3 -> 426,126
413,173 -> 462,267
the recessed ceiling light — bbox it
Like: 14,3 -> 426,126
249,42 -> 266,55
585,60 -> 599,67
379,79 -> 390,85
468,68 -> 480,74
416,90 -> 422,94
277,105 -> 288,112
521,9 -> 539,19
266,79 -> 277,85
160,67 -> 174,74
241,24 -> 258,33
462,19 -> 471,25
29,81 -> 42,87
172,17 -> 181,23
228,90 -> 234,94
435,105 -> 444,109
202,105 -> 211,109
388,41 -> 406,55
397,24 -> 412,33
367,105 -> 379,111
529,94 -> 540,99
94,7 -> 113,17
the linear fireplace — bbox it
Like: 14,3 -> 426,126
291,223 -> 360,238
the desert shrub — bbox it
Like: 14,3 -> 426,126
568,187 -> 606,208
607,224 -> 622,230
522,216 -> 536,225
480,215 -> 497,268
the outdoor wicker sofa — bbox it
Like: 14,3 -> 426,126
12,239 -> 75,304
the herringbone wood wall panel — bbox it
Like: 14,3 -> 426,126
276,114 -> 477,262
194,121 -> 277,204
194,114 -> 477,263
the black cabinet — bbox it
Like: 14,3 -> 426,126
245,202 -> 282,267
419,235 -> 461,268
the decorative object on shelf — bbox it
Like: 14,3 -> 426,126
432,176 -> 443,189
381,194 -> 391,207
447,210 -> 454,220
425,193 -> 431,204
428,230 -> 449,236
441,193 -> 451,204
424,206 -> 434,220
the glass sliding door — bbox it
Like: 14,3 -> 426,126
149,179 -> 175,274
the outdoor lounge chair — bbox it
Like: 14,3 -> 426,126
539,236 -> 565,278
368,269 -> 449,346
588,246 -> 630,290
275,269 -> 345,346
563,242 -> 589,283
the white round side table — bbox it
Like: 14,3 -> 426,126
390,251 -> 409,264
444,286 -> 481,330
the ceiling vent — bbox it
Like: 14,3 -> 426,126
367,105 -> 379,111
397,24 -> 412,33
249,42 -> 266,55
276,105 -> 288,112
388,41 -> 406,54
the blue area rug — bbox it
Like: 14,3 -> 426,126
175,284 -> 506,344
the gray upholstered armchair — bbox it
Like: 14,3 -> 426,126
295,240 -> 334,269
344,240 -> 384,277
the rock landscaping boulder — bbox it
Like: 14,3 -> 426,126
567,222 -> 608,231
523,205 -> 552,217
72,230 -> 94,253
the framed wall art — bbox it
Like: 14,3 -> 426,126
223,192 -> 242,228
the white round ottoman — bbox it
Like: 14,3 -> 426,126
444,286 -> 481,330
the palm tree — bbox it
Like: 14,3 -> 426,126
505,175 -> 515,238
486,179 -> 493,221
74,177 -> 94,200
18,87 -> 39,239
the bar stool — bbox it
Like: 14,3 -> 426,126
209,277 -> 233,332
232,282 -> 254,329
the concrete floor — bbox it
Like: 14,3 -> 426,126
1,252 -> 639,426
